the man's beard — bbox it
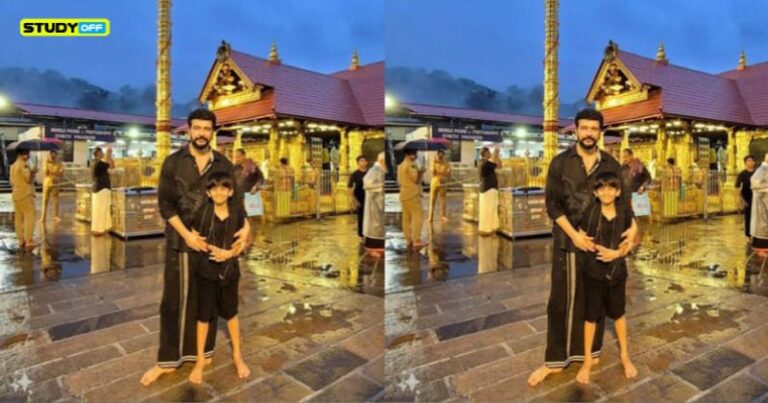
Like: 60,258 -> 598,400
579,137 -> 597,150
191,137 -> 210,151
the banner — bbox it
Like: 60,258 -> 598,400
44,126 -> 116,142
431,126 -> 502,142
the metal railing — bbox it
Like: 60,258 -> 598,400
262,168 -> 353,220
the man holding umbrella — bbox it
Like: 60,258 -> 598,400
10,148 -> 38,249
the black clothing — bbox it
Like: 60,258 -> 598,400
545,146 -> 633,253
92,160 -> 111,192
736,169 -> 755,203
544,249 -> 605,367
191,202 -> 244,283
234,164 -> 264,194
157,248 -> 216,367
621,162 -> 652,193
584,276 -> 626,322
348,170 -> 367,202
479,160 -> 498,193
579,202 -> 632,285
157,145 -> 245,252
197,277 -> 239,322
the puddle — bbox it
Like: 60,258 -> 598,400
646,303 -> 746,343
254,302 -> 357,342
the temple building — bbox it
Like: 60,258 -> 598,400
184,41 -> 384,218
587,41 -> 768,219
588,40 -> 768,178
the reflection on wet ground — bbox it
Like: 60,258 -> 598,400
0,193 -> 383,297
386,193 -> 768,297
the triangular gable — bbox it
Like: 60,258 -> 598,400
587,42 -> 649,110
198,42 -> 263,110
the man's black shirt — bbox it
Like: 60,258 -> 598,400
545,146 -> 634,252
348,169 -> 367,202
736,169 -> 755,203
158,145 -> 245,252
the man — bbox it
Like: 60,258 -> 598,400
398,149 -> 425,248
141,108 -> 250,386
736,155 -> 756,238
232,148 -> 264,196
41,150 -> 64,223
363,152 -> 386,254
348,155 -> 369,239
91,147 -> 115,236
478,147 -> 501,235
10,148 -> 38,249
429,150 -> 451,223
620,148 -> 652,194
528,108 -> 638,386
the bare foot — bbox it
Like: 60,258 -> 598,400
621,355 -> 638,379
54,216 -> 62,223
205,357 -> 212,366
527,365 -> 563,386
234,357 -> 251,379
412,242 -> 427,250
576,361 -> 592,384
441,216 -> 448,223
188,363 -> 205,384
140,366 -> 175,386
593,357 -> 600,366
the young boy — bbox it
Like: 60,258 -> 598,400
189,172 -> 251,384
576,171 -> 638,384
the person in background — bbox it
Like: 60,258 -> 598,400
363,152 -> 386,254
477,146 -> 501,235
736,155 -> 757,239
620,149 -> 652,194
347,155 -> 369,240
41,150 -> 65,224
91,147 -> 114,236
429,150 -> 451,224
10,148 -> 38,249
398,149 -> 426,248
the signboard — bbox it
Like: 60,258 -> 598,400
44,126 -> 116,142
431,126 -> 502,143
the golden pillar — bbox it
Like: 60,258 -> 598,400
268,121 -> 279,168
726,128 -> 736,176
655,126 -> 666,167
736,130 -> 752,173
679,123 -> 693,180
210,132 -> 217,151
339,127 -> 349,176
155,0 -> 172,163
621,130 -> 630,151
234,130 -> 243,151
291,131 -> 305,182
542,0 -> 559,166
348,130 -> 364,174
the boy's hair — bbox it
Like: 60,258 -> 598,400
745,155 -> 755,162
206,171 -> 234,190
667,157 -> 676,165
356,155 -> 367,162
593,171 -> 621,190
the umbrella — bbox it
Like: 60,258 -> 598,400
7,138 -> 62,152
394,138 -> 450,152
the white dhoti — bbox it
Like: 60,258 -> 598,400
478,188 -> 499,233
91,189 -> 112,233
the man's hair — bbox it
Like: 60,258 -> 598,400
93,147 -> 103,157
745,155 -> 755,162
594,171 -> 621,190
480,147 -> 490,156
206,171 -> 233,190
17,148 -> 30,157
50,150 -> 58,156
622,148 -> 633,156
437,150 -> 445,156
403,149 -> 417,157
279,157 -> 288,165
235,148 -> 246,156
667,157 -> 676,165
575,108 -> 604,129
187,108 -> 217,127
356,155 -> 367,162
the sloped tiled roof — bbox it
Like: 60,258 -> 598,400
15,102 -> 185,127
206,50 -> 383,127
401,102 -> 573,128
596,49 -> 768,127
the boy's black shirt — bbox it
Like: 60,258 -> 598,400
191,200 -> 245,283
579,201 -> 632,286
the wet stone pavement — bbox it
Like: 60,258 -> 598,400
0,193 -> 385,401
384,193 -> 768,401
